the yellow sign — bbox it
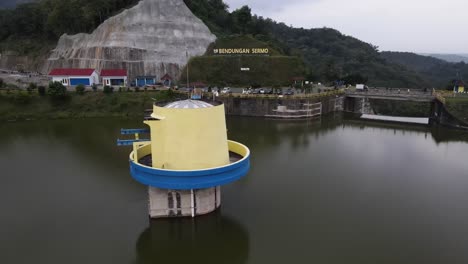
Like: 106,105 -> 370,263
213,48 -> 270,55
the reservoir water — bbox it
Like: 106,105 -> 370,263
1,114 -> 468,264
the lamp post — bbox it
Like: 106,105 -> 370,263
186,48 -> 189,90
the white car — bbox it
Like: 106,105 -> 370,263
221,87 -> 231,94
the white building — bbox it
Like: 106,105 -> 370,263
101,69 -> 128,87
49,68 -> 99,86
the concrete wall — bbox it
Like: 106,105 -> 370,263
44,0 -> 216,82
343,97 -> 373,114
431,100 -> 468,130
148,186 -> 220,218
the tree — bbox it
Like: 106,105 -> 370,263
27,82 -> 37,92
321,60 -> 340,82
38,86 -> 46,96
48,81 -> 67,99
103,85 -> 113,94
342,73 -> 368,86
232,6 -> 252,34
75,84 -> 85,95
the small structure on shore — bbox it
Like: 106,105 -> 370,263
454,80 -> 465,93
135,76 -> 157,87
48,68 -> 99,86
265,102 -> 322,119
160,74 -> 173,87
119,100 -> 250,218
101,69 -> 127,87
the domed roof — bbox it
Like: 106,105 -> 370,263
164,100 -> 214,109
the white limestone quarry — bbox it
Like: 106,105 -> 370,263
44,0 -> 216,82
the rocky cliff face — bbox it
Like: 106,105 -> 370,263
44,0 -> 216,83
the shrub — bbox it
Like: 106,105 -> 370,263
38,86 -> 46,96
7,83 -> 19,90
103,85 -> 114,94
14,91 -> 32,104
75,84 -> 85,95
48,81 -> 67,99
92,84 -> 98,92
251,83 -> 262,89
0,78 -> 4,88
134,87 -> 140,93
27,82 -> 37,92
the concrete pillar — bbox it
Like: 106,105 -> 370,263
148,186 -> 221,218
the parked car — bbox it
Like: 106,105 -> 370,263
251,88 -> 260,94
221,87 -> 231,94
285,89 -> 294,96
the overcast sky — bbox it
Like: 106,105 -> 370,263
225,0 -> 468,54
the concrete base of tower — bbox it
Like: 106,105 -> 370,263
148,186 -> 221,218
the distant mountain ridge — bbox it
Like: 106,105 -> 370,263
420,53 -> 468,63
381,51 -> 468,88
0,0 -> 34,9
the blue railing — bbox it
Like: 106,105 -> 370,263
117,139 -> 150,146
120,128 -> 150,135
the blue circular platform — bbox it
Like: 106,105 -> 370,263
129,141 -> 250,190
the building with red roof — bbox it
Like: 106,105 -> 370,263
161,73 -> 173,87
101,69 -> 128,87
48,68 -> 99,86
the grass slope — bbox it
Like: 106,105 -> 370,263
0,90 -> 177,122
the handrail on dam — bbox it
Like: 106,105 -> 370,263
345,88 -> 435,102
217,89 -> 345,99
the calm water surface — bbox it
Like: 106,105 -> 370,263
1,114 -> 468,264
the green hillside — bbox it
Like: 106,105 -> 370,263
206,35 -> 282,56
381,52 -> 468,88
182,34 -> 304,86
0,0 -> 461,88
184,0 -> 430,88
184,56 -> 305,87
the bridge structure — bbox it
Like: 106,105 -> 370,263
343,88 -> 437,115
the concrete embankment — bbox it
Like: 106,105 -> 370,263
432,98 -> 468,130
217,92 -> 344,117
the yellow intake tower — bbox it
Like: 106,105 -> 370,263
128,100 -> 250,218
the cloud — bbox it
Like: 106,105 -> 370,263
226,0 -> 316,13
225,0 -> 468,53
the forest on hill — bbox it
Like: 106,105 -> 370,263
0,0 -> 140,54
381,52 -> 468,88
0,0 -> 464,88
184,0 -> 434,88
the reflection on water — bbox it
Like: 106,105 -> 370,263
1,114 -> 468,264
136,211 -> 249,264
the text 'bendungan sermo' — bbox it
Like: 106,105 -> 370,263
213,48 -> 270,55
